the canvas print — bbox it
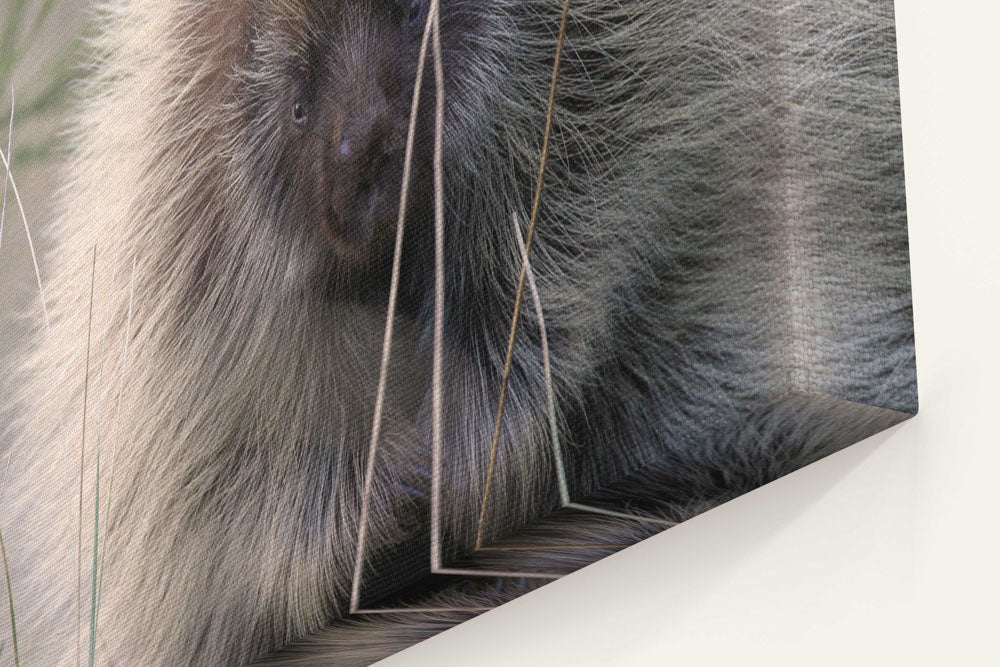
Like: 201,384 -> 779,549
0,1 -> 915,665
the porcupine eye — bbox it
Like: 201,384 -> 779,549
291,101 -> 307,125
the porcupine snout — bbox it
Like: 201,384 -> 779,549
319,49 -> 418,265
329,86 -> 396,236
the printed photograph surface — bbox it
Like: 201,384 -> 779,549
0,1 -> 915,665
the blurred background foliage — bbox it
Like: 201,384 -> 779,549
1,0 -> 85,169
1,0 -> 88,361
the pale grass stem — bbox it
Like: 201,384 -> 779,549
0,84 -> 13,257
349,0 -> 440,614
475,0 -> 572,551
0,82 -> 19,667
94,255 -> 138,658
0,140 -> 50,333
76,246 -> 97,667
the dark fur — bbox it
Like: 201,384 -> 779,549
0,1 -> 913,665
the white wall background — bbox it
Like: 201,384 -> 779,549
382,3 -> 1000,665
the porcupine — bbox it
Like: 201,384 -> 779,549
0,0 -> 914,664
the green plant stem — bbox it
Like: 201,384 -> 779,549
87,457 -> 100,666
0,526 -> 19,667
